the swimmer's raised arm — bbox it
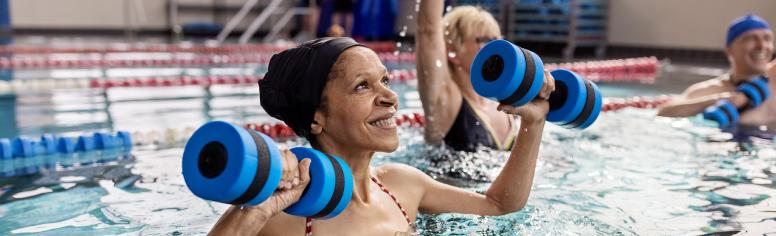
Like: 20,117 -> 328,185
416,0 -> 463,144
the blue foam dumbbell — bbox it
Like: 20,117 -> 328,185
470,39 -> 602,129
702,100 -> 739,128
182,121 -> 353,219
737,76 -> 770,110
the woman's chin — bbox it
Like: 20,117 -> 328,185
375,138 -> 400,153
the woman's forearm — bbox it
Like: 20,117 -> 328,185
415,0 -> 460,144
209,206 -> 270,236
484,119 -> 545,213
657,92 -> 746,117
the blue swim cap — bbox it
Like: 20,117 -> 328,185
726,14 -> 771,46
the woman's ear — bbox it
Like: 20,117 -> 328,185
310,110 -> 325,135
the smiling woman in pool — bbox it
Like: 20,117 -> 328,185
208,37 -> 554,235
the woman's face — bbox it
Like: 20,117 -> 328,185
453,33 -> 500,75
313,47 -> 400,153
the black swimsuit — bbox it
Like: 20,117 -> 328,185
443,99 -> 515,152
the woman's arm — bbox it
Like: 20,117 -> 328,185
209,153 -> 311,235
656,91 -> 747,117
657,79 -> 747,117
416,0 -> 463,144
406,72 -> 555,216
412,103 -> 547,215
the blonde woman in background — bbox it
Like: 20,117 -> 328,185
416,1 -> 554,152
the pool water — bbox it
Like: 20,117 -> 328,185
1,58 -> 775,235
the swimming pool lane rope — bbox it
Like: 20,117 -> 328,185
0,57 -> 659,95
0,42 -> 398,54
0,95 -> 674,177
125,96 -> 674,147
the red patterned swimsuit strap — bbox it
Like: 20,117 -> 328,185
304,176 -> 413,236
370,176 -> 413,226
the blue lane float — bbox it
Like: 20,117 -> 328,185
0,131 -> 133,177
182,121 -> 353,219
471,39 -> 602,129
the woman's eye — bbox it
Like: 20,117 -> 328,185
355,81 -> 368,91
381,77 -> 391,86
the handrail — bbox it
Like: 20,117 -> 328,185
238,0 -> 283,44
216,0 -> 261,43
263,7 -> 311,43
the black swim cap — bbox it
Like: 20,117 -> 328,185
259,37 -> 364,139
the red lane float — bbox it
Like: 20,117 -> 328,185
385,57 -> 659,84
544,57 -> 659,84
0,52 -> 414,69
600,95 -> 674,112
129,94 -> 673,146
239,94 -> 675,140
0,41 -> 396,55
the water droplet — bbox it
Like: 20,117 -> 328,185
475,121 -> 481,126
407,14 -> 414,20
448,52 -> 456,58
393,51 -> 399,56
445,6 -> 453,13
444,30 -> 450,36
435,59 -> 442,68
396,42 -> 402,48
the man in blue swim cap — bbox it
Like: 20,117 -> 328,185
658,14 -> 775,130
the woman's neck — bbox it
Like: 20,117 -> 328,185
316,140 -> 375,205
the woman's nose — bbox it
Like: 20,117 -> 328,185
376,87 -> 398,108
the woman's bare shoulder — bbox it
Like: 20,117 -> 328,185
684,74 -> 733,98
374,164 -> 433,190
